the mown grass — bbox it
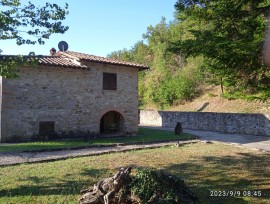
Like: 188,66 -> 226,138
0,143 -> 270,204
0,127 -> 195,153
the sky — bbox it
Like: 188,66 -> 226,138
0,0 -> 177,57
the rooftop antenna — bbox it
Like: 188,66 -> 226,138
58,41 -> 69,52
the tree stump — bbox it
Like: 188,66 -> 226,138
79,167 -> 132,204
174,122 -> 183,135
79,167 -> 198,204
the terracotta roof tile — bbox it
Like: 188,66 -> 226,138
58,51 -> 149,70
0,51 -> 149,71
38,56 -> 87,68
0,55 -> 87,69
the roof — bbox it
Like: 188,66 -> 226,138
57,51 -> 149,70
0,55 -> 87,69
0,51 -> 149,71
39,56 -> 88,69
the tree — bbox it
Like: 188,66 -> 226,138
107,17 -> 204,108
0,0 -> 69,78
263,13 -> 270,66
171,0 -> 270,95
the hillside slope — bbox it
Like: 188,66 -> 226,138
166,86 -> 270,114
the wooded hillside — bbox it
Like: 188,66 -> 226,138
108,0 -> 270,110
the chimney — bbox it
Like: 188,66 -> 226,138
50,48 -> 56,56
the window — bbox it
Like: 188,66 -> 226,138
103,72 -> 117,90
39,121 -> 55,136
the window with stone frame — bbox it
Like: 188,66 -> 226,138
103,72 -> 117,90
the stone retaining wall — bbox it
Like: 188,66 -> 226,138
140,110 -> 270,136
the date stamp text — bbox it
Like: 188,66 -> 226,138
209,190 -> 262,197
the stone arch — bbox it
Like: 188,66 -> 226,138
98,107 -> 126,121
99,108 -> 126,135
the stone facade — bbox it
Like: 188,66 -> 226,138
140,110 -> 270,137
0,61 -> 140,142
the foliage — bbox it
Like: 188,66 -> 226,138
0,0 -> 69,78
108,1 -> 270,108
0,0 -> 69,45
0,55 -> 39,78
172,0 -> 270,95
111,1 -> 270,109
108,17 -> 204,109
222,89 -> 270,101
130,169 -> 174,203
152,57 -> 204,109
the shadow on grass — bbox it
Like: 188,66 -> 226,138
165,152 -> 270,203
80,168 -> 109,178
1,152 -> 269,204
0,168 -> 110,197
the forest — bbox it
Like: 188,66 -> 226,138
108,0 -> 270,109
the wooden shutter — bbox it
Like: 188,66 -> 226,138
103,73 -> 117,90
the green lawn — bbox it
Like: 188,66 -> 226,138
0,143 -> 269,204
0,127 -> 196,153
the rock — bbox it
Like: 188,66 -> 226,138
202,140 -> 213,144
174,122 -> 183,135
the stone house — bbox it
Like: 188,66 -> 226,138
0,51 -> 148,142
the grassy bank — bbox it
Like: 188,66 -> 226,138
0,127 -> 195,153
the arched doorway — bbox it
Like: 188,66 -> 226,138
100,111 -> 125,135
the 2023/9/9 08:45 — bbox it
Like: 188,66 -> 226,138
209,190 -> 262,197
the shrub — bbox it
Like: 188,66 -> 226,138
130,169 -> 175,203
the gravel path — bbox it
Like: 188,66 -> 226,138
2,126 -> 269,167
0,140 -> 199,166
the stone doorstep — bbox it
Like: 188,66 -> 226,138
0,140 -> 200,167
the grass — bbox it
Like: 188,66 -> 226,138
167,85 -> 270,114
0,127 -> 196,153
0,143 -> 269,203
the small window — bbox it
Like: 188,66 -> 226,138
103,72 -> 117,90
39,121 -> 55,136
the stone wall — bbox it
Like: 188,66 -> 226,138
140,110 -> 270,136
1,62 -> 139,142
